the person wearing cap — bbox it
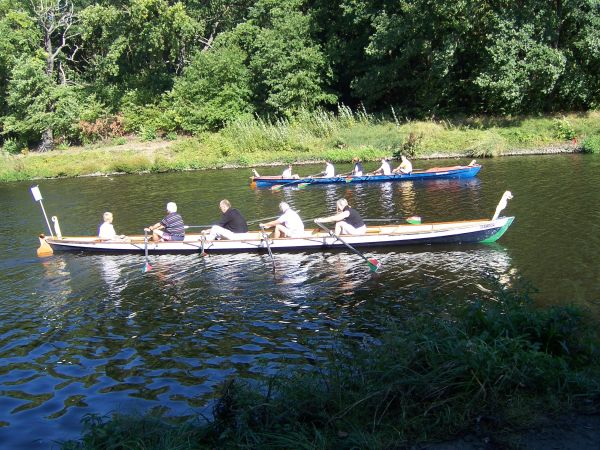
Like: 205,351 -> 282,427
98,212 -> 126,240
392,155 -> 413,174
260,202 -> 304,238
372,157 -> 392,175
203,199 -> 248,240
352,157 -> 364,176
144,202 -> 185,242
314,199 -> 366,236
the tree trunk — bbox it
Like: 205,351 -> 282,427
38,128 -> 54,152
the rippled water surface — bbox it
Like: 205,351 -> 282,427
1,154 -> 599,449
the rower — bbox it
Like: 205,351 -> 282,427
282,164 -> 300,179
392,155 -> 413,174
203,199 -> 249,240
372,157 -> 392,175
352,157 -> 364,176
260,202 -> 304,238
98,212 -> 126,240
145,202 -> 185,242
314,199 -> 366,236
320,161 -> 335,177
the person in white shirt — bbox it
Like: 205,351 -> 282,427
321,161 -> 335,177
282,164 -> 300,179
392,155 -> 413,174
373,158 -> 392,175
260,202 -> 305,238
98,212 -> 125,240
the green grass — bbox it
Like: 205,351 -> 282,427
60,282 -> 600,449
2,110 -> 599,182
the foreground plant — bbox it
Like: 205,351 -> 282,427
62,282 -> 600,449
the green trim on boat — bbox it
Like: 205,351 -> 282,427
481,217 -> 514,243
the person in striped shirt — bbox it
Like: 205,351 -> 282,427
145,202 -> 185,242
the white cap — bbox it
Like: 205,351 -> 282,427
166,202 -> 177,213
279,202 -> 290,212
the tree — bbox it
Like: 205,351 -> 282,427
241,0 -> 336,116
170,43 -> 254,132
29,0 -> 77,150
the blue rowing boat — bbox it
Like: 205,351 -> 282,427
251,164 -> 481,188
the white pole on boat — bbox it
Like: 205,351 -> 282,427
30,185 -> 54,238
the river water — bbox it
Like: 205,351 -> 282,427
0,154 -> 598,449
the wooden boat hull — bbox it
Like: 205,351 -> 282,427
43,216 -> 514,254
252,165 -> 481,188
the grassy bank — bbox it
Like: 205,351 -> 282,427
2,110 -> 600,183
61,283 -> 600,449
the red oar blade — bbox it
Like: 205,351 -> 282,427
142,262 -> 153,273
367,258 -> 381,273
345,177 -> 353,183
271,185 -> 283,191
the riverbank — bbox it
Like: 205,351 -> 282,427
60,283 -> 600,449
2,111 -> 599,183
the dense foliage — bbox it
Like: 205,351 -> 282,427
1,0 -> 600,150
61,283 -> 600,449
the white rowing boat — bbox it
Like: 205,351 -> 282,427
34,191 -> 514,258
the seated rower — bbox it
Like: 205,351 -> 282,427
98,212 -> 126,240
145,202 -> 185,242
320,160 -> 335,177
352,157 -> 364,176
314,198 -> 366,236
203,199 -> 248,240
282,164 -> 300,179
392,155 -> 413,174
372,157 -> 392,175
260,202 -> 304,238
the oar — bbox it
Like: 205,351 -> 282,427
247,215 -> 279,225
363,216 -> 422,224
271,173 -> 322,191
199,234 -> 208,257
184,225 -> 212,229
315,221 -> 381,273
142,230 -> 152,273
259,225 -> 276,272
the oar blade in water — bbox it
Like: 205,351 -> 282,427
142,262 -> 153,273
297,183 -> 309,189
367,258 -> 382,273
271,184 -> 283,191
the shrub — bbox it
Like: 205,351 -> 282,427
553,117 -> 576,141
78,115 -> 126,143
393,132 -> 423,159
581,135 -> 600,154
141,127 -> 157,141
111,137 -> 127,146
2,138 -> 20,154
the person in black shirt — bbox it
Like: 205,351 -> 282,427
204,199 -> 249,240
314,198 -> 366,236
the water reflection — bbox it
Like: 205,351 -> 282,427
5,155 -> 599,449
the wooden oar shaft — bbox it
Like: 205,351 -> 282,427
259,225 -> 276,272
315,222 -> 369,263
